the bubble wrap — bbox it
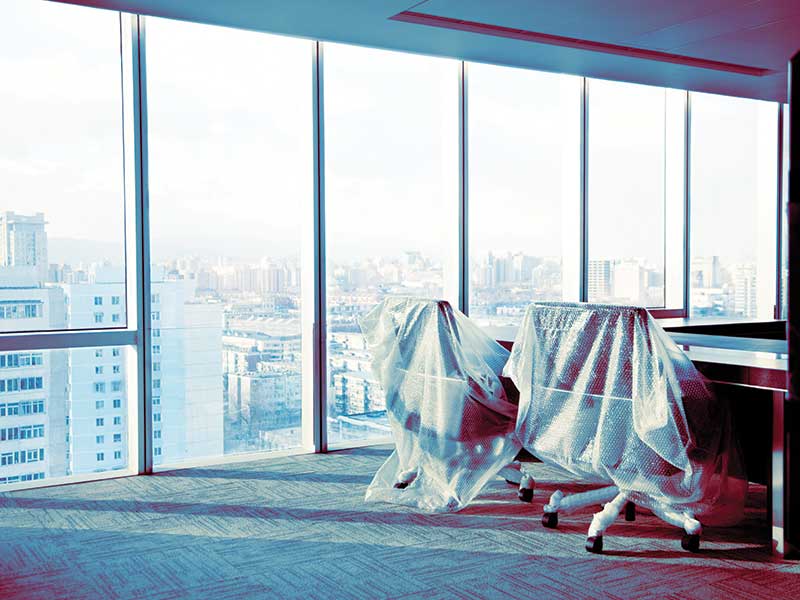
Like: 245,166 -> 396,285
359,297 -> 521,512
505,302 -> 747,525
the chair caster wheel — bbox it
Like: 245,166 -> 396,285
542,511 -> 558,528
393,481 -> 409,489
518,487 -> 534,503
681,533 -> 700,552
585,535 -> 603,554
624,501 -> 636,522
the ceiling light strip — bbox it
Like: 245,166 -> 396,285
391,11 -> 772,77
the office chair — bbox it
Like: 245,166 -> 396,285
505,302 -> 746,553
359,297 -> 521,512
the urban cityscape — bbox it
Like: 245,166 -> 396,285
470,251 -> 762,328
1,209 -> 765,486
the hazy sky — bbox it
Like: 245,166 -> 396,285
323,42 -> 459,263
587,78 -> 667,264
1,0 -> 124,253
468,62 -> 579,258
0,0 -> 782,268
690,93 -> 778,261
146,17 -> 311,262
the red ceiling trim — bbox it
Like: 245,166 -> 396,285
391,11 -> 774,77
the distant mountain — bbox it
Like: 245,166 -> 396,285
48,238 -> 125,268
47,236 -> 297,266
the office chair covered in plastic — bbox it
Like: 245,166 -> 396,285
505,302 -> 747,553
360,297 -> 521,512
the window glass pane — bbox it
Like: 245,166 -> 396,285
690,93 -> 778,319
0,347 -> 131,487
147,19 -> 311,464
324,44 -> 459,445
468,63 -> 581,336
0,1 -> 126,332
587,79 -> 684,308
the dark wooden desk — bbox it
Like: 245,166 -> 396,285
668,332 -> 787,354
661,317 -> 786,340
668,332 -> 794,558
670,333 -> 787,391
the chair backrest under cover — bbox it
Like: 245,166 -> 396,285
359,297 -> 521,512
506,302 -> 746,524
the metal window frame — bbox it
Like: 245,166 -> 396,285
0,12 -> 147,493
683,91 -> 692,319
776,103 -> 785,319
302,40 -> 328,454
0,330 -> 137,353
652,89 -> 691,321
458,61 -> 469,315
685,92 -> 783,322
582,78 -> 689,316
130,14 -> 153,474
580,77 -> 590,302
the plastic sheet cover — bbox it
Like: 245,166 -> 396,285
360,297 -> 520,512
505,302 -> 747,525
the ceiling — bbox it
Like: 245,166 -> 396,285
55,0 -> 800,102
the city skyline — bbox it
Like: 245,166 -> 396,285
6,211 -> 764,318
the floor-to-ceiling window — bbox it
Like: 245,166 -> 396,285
690,93 -> 779,319
146,19 -> 313,464
0,1 -> 790,488
587,80 -> 685,310
467,63 -> 581,337
323,43 -> 459,445
0,1 -> 134,486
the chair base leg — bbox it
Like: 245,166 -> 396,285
542,511 -> 558,528
681,533 -> 701,552
648,500 -> 702,553
585,535 -> 603,554
394,468 -> 417,489
517,474 -> 535,503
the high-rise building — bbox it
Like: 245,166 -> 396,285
613,261 -> 646,304
733,263 -> 758,318
221,317 -> 302,451
63,264 -> 227,471
266,264 -> 287,293
151,270 -> 224,465
0,348 -> 68,485
494,254 -> 510,286
2,219 -> 227,484
226,368 -> 301,450
0,213 -> 68,485
691,256 -> 722,289
62,266 -> 128,475
0,211 -> 48,284
588,260 -> 612,299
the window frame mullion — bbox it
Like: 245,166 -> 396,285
129,14 -> 153,475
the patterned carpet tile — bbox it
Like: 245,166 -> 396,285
0,446 -> 798,600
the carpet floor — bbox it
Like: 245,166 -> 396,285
1,446 -> 798,599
